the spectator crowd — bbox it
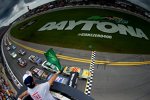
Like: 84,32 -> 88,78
15,0 -> 149,23
0,76 -> 16,100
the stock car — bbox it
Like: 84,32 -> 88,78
8,41 -> 12,46
18,49 -> 26,56
30,66 -> 48,80
7,46 -> 11,51
63,66 -> 91,79
11,45 -> 16,50
41,61 -> 60,72
30,66 -> 69,85
47,73 -> 69,85
17,58 -> 27,67
9,52 -> 17,58
48,72 -> 78,88
67,72 -> 79,88
28,55 -> 43,65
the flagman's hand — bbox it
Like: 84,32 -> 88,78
56,71 -> 61,74
49,71 -> 61,85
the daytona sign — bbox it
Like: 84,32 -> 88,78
38,20 -> 149,40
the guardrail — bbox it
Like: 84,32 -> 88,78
1,35 -> 23,89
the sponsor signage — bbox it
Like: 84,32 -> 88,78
38,20 -> 149,40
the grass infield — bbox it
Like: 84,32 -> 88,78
10,8 -> 150,54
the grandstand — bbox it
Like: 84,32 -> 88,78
14,0 -> 149,24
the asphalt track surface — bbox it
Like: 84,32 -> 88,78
3,33 -> 87,95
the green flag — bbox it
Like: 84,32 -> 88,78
44,48 -> 63,71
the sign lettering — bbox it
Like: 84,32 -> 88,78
38,20 -> 149,40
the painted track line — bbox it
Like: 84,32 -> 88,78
10,38 -> 150,66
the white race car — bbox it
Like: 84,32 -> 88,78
7,46 -> 11,51
28,55 -> 43,65
10,52 -> 17,58
41,61 -> 59,72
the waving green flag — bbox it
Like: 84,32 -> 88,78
44,48 -> 63,71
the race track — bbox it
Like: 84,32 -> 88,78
2,30 -> 150,100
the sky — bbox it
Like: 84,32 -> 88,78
0,0 -> 55,27
0,0 -> 150,27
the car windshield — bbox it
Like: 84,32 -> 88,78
46,62 -> 51,66
51,64 -> 56,69
18,58 -> 22,62
65,67 -> 70,72
31,55 -> 35,59
20,50 -> 23,52
34,56 -> 39,61
33,68 -> 43,76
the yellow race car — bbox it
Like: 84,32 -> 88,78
63,66 -> 91,79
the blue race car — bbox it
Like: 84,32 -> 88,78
11,45 -> 16,50
18,49 -> 26,56
30,66 -> 49,80
28,55 -> 43,65
30,66 -> 69,85
47,74 -> 69,85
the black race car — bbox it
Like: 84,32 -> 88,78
18,49 -> 26,56
17,58 -> 27,67
67,72 -> 79,88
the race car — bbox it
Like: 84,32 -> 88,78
41,61 -> 60,72
9,52 -> 17,58
11,45 -> 16,50
30,66 -> 49,80
17,58 -> 27,67
67,72 -> 79,88
30,66 -> 69,85
7,46 -> 11,51
28,55 -> 43,65
18,49 -> 26,56
47,73 -> 69,85
8,41 -> 12,46
63,66 -> 91,79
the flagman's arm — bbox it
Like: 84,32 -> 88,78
48,71 -> 60,85
18,90 -> 29,100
